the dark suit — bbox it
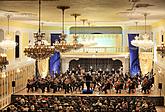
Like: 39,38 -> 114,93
85,74 -> 92,92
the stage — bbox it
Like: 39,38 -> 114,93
14,85 -> 163,97
13,86 -> 164,103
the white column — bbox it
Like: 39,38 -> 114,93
122,58 -> 126,74
61,58 -> 70,73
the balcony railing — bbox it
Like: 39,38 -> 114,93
63,47 -> 129,54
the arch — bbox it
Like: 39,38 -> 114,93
15,31 -> 21,58
113,59 -> 123,71
69,59 -> 79,71
69,58 -> 114,72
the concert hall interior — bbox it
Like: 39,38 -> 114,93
0,0 -> 165,111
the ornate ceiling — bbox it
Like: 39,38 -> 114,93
0,0 -> 165,26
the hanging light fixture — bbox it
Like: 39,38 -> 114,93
131,22 -> 140,46
0,15 -> 17,49
53,6 -> 73,53
24,0 -> 55,78
134,22 -> 140,40
71,13 -> 83,49
157,32 -> 165,58
0,14 -> 17,71
24,0 -> 55,60
131,13 -> 154,49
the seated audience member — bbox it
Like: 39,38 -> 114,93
3,96 -> 157,112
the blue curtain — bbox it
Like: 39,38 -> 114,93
128,34 -> 141,77
49,52 -> 60,77
49,34 -> 61,77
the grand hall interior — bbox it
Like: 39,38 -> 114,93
0,0 -> 165,111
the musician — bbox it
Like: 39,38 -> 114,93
71,68 -> 76,74
52,77 -> 59,93
51,70 -> 55,78
64,76 -> 71,94
89,66 -> 93,74
57,74 -> 63,91
98,68 -> 103,74
70,74 -> 76,92
92,75 -> 96,90
142,77 -> 149,94
111,68 -> 115,74
45,76 -> 51,92
32,78 -> 38,92
115,80 -> 121,94
85,73 -> 92,92
39,78 -> 46,93
105,68 -> 109,75
26,79 -> 33,92
80,73 -> 85,90
102,80 -> 109,94
128,78 -> 136,94
77,64 -> 81,74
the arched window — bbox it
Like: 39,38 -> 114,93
15,31 -> 20,58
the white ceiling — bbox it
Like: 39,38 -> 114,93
0,0 -> 165,26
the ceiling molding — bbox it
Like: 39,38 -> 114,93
0,0 -> 164,26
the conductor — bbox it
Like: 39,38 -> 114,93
85,73 -> 92,92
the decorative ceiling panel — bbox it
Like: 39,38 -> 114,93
0,0 -> 164,25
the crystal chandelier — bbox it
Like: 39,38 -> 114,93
71,13 -> 83,49
53,6 -> 73,53
24,0 -> 55,60
157,33 -> 165,58
134,22 -> 140,41
0,14 -> 17,71
0,53 -> 9,72
0,15 -> 17,49
131,13 -> 154,49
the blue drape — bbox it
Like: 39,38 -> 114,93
49,34 -> 61,77
128,34 -> 141,77
49,52 -> 60,77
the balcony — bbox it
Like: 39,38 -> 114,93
61,47 -> 129,58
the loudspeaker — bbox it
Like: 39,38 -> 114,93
12,81 -> 15,87
158,83 -> 162,89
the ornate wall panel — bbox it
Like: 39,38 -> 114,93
139,52 -> 153,75
0,64 -> 35,109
